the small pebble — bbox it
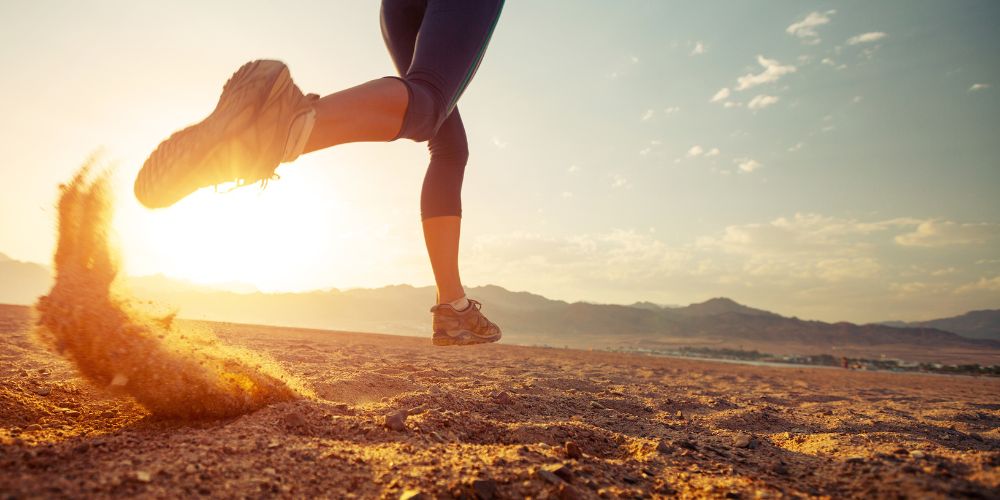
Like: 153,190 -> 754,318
471,479 -> 498,500
542,463 -> 574,482
557,483 -> 581,500
732,433 -> 752,449
565,440 -> 582,459
385,411 -> 408,431
282,412 -> 307,429
400,489 -> 427,500
492,391 -> 514,405
537,469 -> 563,485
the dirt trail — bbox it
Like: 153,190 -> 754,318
1,304 -> 998,498
33,166 -> 303,419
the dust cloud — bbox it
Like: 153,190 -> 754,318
34,164 -> 306,418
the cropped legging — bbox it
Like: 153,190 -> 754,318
380,0 -> 504,219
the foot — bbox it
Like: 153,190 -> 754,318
431,299 -> 502,346
134,60 -> 318,208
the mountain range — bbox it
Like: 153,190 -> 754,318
2,252 -> 998,364
881,310 -> 1000,342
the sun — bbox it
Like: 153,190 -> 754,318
114,161 -> 359,292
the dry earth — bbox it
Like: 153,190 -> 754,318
1,304 -> 998,499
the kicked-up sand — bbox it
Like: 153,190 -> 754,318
33,165 -> 305,419
0,303 -> 997,498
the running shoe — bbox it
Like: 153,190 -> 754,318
431,299 -> 502,346
134,59 -> 318,208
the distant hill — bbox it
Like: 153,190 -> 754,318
0,255 -> 50,306
671,297 -> 778,318
118,282 -> 998,361
2,251 -> 998,363
881,310 -> 1000,342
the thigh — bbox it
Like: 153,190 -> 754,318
380,0 -> 425,76
408,0 -> 504,114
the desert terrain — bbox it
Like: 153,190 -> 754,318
1,303 -> 998,499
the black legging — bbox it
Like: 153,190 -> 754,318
380,0 -> 504,219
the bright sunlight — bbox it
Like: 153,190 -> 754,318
113,154 -> 411,293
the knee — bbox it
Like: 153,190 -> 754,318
395,77 -> 449,142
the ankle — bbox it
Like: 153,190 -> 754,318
446,296 -> 470,311
437,288 -> 466,306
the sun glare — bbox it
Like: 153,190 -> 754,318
114,160 -> 369,292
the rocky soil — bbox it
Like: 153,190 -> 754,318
1,304 -> 998,498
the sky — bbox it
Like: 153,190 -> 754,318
0,0 -> 998,323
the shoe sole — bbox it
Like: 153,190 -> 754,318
135,60 -> 295,208
432,330 -> 502,346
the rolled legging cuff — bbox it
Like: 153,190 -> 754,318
384,76 -> 449,143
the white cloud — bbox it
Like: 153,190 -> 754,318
561,191 -> 573,199
664,106 -> 681,114
630,55 -> 640,64
611,174 -> 630,189
567,164 -> 580,173
467,229 -> 693,296
955,276 -> 1000,294
858,46 -> 880,60
703,214 -> 898,254
786,10 -> 835,44
815,257 -> 881,282
639,147 -> 652,156
710,87 -> 731,102
466,214 -> 1000,322
852,95 -> 864,103
894,220 -> 997,247
686,145 -> 704,158
491,137 -> 508,149
698,214 -> 895,284
889,282 -> 930,296
747,94 -> 780,110
931,267 -> 957,277
735,56 -> 797,91
723,101 -> 743,108
705,148 -> 720,157
821,57 -> 836,66
847,32 -> 887,45
690,41 -> 706,56
969,83 -> 991,92
641,109 -> 655,121
788,142 -> 805,152
736,158 -> 761,173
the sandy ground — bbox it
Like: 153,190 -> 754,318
1,304 -> 998,499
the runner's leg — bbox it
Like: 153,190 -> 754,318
377,0 -> 500,305
303,0 -> 503,152
421,111 -> 468,304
